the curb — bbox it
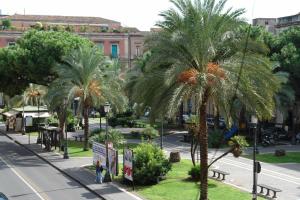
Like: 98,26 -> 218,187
0,131 -> 106,200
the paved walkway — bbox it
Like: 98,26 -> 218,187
0,125 -> 141,200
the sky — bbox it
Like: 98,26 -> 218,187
1,0 -> 299,31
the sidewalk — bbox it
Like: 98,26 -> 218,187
0,125 -> 141,200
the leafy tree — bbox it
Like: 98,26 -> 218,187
0,30 -> 92,96
1,19 -> 11,30
130,0 -> 280,199
271,27 -> 300,98
53,45 -> 127,151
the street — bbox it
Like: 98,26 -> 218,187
0,134 -> 101,200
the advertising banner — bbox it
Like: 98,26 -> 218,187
124,148 -> 133,181
92,141 -> 117,175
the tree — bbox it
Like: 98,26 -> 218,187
130,0 -> 280,199
0,30 -> 92,96
53,45 -> 127,151
1,19 -> 11,30
23,83 -> 47,106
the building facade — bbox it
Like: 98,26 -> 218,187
253,12 -> 300,34
0,14 -> 147,69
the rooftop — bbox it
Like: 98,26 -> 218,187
1,14 -> 121,25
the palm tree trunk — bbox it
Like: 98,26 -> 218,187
58,114 -> 66,150
198,89 -> 209,200
83,104 -> 89,151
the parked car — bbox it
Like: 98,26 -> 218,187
0,193 -> 8,200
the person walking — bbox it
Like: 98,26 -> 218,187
95,160 -> 103,183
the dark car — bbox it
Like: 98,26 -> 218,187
0,193 -> 8,200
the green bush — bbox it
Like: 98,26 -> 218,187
133,143 -> 172,185
47,116 -> 59,126
208,129 -> 224,148
188,165 -> 201,181
90,128 -> 104,136
89,129 -> 124,149
108,117 -> 118,127
142,125 -> 159,142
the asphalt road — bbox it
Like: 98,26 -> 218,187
0,134 -> 101,200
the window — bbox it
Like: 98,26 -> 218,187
7,42 -> 15,46
96,42 -> 104,51
135,46 -> 140,57
111,44 -> 119,58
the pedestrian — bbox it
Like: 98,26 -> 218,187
95,160 -> 103,183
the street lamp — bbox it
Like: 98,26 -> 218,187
103,102 -> 111,182
251,115 -> 260,200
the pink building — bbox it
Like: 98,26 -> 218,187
0,14 -> 148,68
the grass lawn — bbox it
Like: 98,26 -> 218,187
244,152 -> 300,163
135,160 -> 261,200
26,131 -> 39,137
60,140 -> 139,157
94,160 -> 260,200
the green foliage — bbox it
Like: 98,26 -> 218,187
208,129 -> 224,148
228,136 -> 249,149
89,128 -> 124,148
1,19 -> 11,30
46,115 -> 59,126
133,143 -> 172,185
188,165 -> 201,181
0,30 -> 92,96
142,125 -> 159,141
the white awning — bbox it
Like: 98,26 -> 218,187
3,110 -> 19,117
23,112 -> 51,118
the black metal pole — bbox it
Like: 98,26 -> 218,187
252,126 -> 257,200
104,113 -> 111,182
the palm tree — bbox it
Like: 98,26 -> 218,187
53,45 -> 127,151
130,0 -> 280,199
23,83 -> 47,106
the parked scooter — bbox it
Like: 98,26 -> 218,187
261,127 -> 279,147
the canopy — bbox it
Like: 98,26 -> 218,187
3,110 -> 19,117
23,112 -> 51,118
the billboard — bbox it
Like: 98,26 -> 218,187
124,148 -> 133,181
92,141 -> 117,176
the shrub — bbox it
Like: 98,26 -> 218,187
108,117 -> 118,127
208,129 -> 224,148
131,131 -> 140,138
133,143 -> 172,185
90,128 -> 105,136
188,165 -> 201,181
142,125 -> 159,142
89,129 -> 124,149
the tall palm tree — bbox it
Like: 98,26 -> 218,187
53,45 -> 127,151
130,0 -> 280,199
23,83 -> 47,106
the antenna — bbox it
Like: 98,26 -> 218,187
23,8 -> 25,15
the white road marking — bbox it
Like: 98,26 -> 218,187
0,157 -> 46,200
222,157 -> 300,181
218,159 -> 300,185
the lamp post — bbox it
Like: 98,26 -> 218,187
103,102 -> 111,182
251,115 -> 258,200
